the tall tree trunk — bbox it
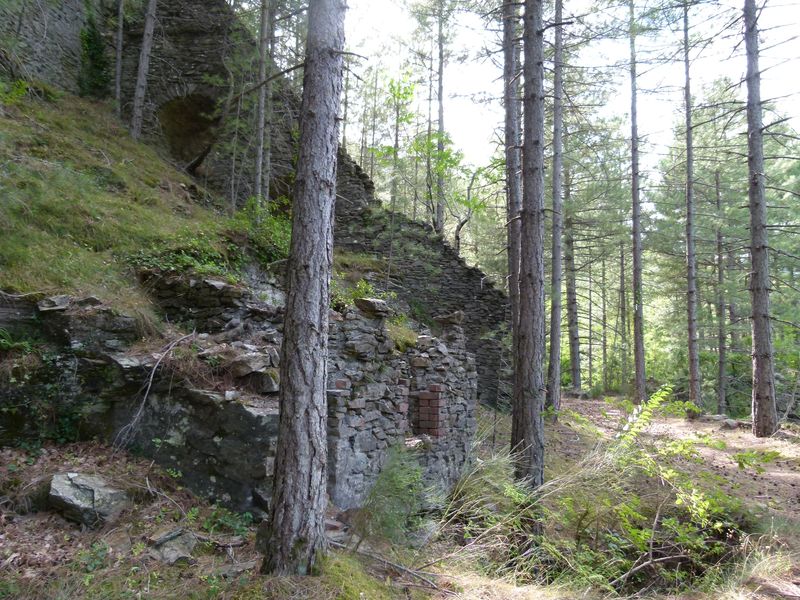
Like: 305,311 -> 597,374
513,0 -> 546,487
386,97 -> 401,286
727,249 -> 742,349
564,180 -> 581,392
620,241 -> 629,393
744,0 -> 778,437
715,170 -> 727,414
130,0 -> 157,140
602,257 -> 609,393
588,269 -> 594,394
115,0 -> 124,118
342,60 -> 350,149
502,0 -> 522,423
546,0 -> 564,412
255,0 -> 276,202
369,69 -> 378,179
434,0 -> 446,235
260,0 -> 346,574
629,0 -> 647,404
683,0 -> 702,411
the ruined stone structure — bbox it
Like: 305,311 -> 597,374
0,0 -> 509,512
0,0 -> 99,94
1,275 -> 477,514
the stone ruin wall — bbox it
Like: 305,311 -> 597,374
0,0 -> 100,94
0,275 -> 477,514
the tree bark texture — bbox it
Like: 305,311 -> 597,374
565,186 -> 581,392
255,0 -> 277,202
115,0 -> 124,117
513,0 -> 546,488
502,0 -> 522,423
546,0 -> 564,412
683,1 -> 702,411
130,0 -> 157,140
434,0 -> 446,235
629,0 -> 647,404
744,0 -> 778,437
715,171 -> 727,415
261,0 -> 346,574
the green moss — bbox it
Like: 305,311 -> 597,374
319,552 -> 397,600
0,87 -> 232,313
387,318 -> 417,352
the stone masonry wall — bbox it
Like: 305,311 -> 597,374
1,281 -> 478,514
324,298 -> 478,510
0,0 -> 101,94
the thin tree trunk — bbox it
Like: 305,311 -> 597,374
254,0 -> 275,202
629,0 -> 647,404
588,271 -> 594,395
565,181 -> 581,392
513,0 -> 546,488
744,0 -> 778,437
620,241 -> 629,394
260,0 -> 346,575
386,97 -> 401,287
683,0 -> 702,411
546,0 -> 564,412
434,0 -> 446,235
727,249 -> 741,349
502,0 -> 522,422
342,60 -> 349,149
602,257 -> 609,393
130,0 -> 157,140
715,171 -> 727,415
426,43 -> 435,225
115,0 -> 124,118
369,69 -> 378,179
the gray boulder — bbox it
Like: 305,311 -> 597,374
49,472 -> 130,527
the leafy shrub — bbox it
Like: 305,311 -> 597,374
202,505 -> 253,536
331,276 -> 395,312
0,328 -> 34,354
442,388 -> 754,594
227,196 -> 292,266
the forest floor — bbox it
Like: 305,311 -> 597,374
1,397 -> 799,599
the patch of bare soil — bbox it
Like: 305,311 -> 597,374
0,443 -> 261,598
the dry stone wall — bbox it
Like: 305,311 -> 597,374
1,276 -> 477,514
0,0 -> 100,93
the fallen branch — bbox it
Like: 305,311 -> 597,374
113,332 -> 196,450
610,554 -> 691,588
328,540 -> 456,596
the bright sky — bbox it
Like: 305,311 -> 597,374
344,0 -> 800,172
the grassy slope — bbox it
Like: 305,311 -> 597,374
0,88 -> 226,313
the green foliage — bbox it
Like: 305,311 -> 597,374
317,552 -> 397,600
202,506 -> 253,537
386,315 -> 417,352
0,78 -> 29,106
78,542 -> 109,573
733,449 -> 781,473
0,90 -> 223,312
227,197 -> 292,266
127,227 -> 238,278
331,276 -> 395,312
351,446 -> 424,543
78,14 -> 110,99
0,328 -> 34,354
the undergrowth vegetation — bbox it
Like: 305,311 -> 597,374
434,389 -> 771,596
0,82 -> 292,315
